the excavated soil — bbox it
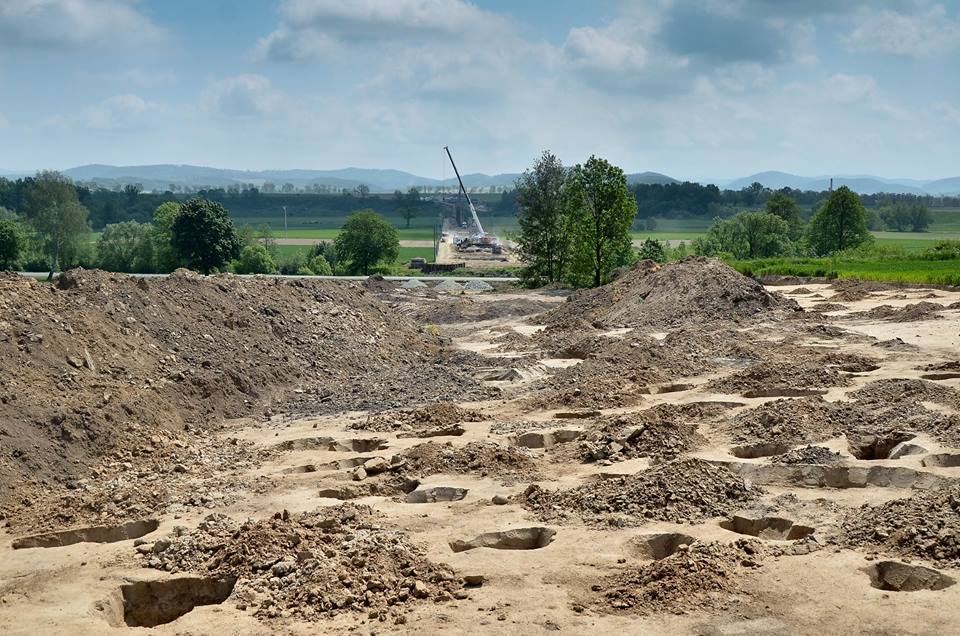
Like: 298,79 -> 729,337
522,459 -> 760,526
543,256 -> 799,328
6,261 -> 960,634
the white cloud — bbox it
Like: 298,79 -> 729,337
0,0 -> 164,50
563,26 -> 648,72
822,74 -> 878,103
846,4 -> 960,57
81,94 -> 159,130
934,101 -> 960,126
201,75 -> 283,118
255,0 -> 509,61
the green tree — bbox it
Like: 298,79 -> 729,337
309,241 -> 340,273
879,202 -> 931,232
335,210 -> 399,275
764,191 -> 803,238
0,219 -> 25,269
21,171 -> 91,275
636,237 -> 666,263
566,156 -> 637,287
151,201 -> 181,272
96,221 -> 155,272
807,186 -> 871,255
307,254 -> 333,275
698,212 -> 791,259
231,244 -> 277,274
170,197 -> 241,273
515,150 -> 571,285
399,187 -> 421,229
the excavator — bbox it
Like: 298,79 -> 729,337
443,146 -> 502,254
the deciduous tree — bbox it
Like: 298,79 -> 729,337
335,210 -> 399,275
515,151 -> 571,285
21,171 -> 91,276
170,198 -> 241,273
566,156 -> 636,287
808,186 -> 871,255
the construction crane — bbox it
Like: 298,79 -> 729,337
443,146 -> 501,253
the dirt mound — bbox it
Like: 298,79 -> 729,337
592,540 -> 762,614
404,296 -> 556,325
829,279 -> 892,302
572,404 -> 720,463
137,505 -> 462,623
543,257 -> 798,329
852,302 -> 945,322
396,441 -> 539,482
851,379 -> 960,410
707,360 -> 850,396
522,458 -> 760,526
0,270 -> 447,513
770,445 -> 843,465
841,486 -> 960,565
351,403 -> 485,433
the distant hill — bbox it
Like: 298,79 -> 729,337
627,171 -> 678,185
724,171 -> 960,195
53,164 -> 523,193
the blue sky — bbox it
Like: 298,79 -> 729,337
0,0 -> 958,180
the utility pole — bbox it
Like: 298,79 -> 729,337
282,205 -> 288,240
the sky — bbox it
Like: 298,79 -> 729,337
0,0 -> 958,180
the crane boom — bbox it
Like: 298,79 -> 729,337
443,145 -> 484,235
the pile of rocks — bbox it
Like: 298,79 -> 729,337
137,505 -> 464,624
353,402 -> 485,434
841,486 -> 960,564
523,458 -> 760,525
594,540 -> 762,614
397,441 -> 540,482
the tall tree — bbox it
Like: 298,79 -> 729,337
96,221 -> 155,273
170,197 -> 241,273
566,156 -> 637,287
21,171 -> 91,276
515,151 -> 571,285
807,186 -> 871,255
400,187 -> 421,228
0,219 -> 25,270
335,210 -> 399,275
764,191 -> 803,239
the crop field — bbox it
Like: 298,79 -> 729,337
731,257 -> 960,286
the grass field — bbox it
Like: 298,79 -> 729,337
730,257 -> 960,286
273,244 -> 434,264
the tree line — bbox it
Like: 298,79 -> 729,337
0,171 -> 404,277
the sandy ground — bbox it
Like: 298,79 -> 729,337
3,282 -> 960,634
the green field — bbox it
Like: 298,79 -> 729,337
731,257 -> 960,286
273,244 -> 433,264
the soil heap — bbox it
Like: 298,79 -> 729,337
137,504 -> 463,623
351,402 -> 485,434
841,486 -> 960,564
0,270 -> 453,512
396,440 -> 540,482
593,540 -> 762,615
543,257 -> 798,329
523,458 -> 759,525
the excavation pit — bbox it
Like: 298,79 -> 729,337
12,519 -> 160,549
114,576 -> 237,627
730,443 -> 792,459
633,533 -> 697,560
274,437 -> 387,453
513,429 -> 582,449
847,432 -> 916,460
741,388 -> 827,398
922,453 -> 960,468
280,464 -> 318,474
720,515 -> 814,541
449,527 -> 556,553
921,373 -> 960,381
871,561 -> 956,592
405,487 -> 469,503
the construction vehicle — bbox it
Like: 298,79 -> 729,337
443,146 -> 502,254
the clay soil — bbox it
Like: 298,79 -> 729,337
4,259 -> 960,635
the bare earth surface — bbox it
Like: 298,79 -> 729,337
3,259 -> 960,635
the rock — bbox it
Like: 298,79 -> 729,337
271,561 -> 296,578
153,539 -> 171,553
888,442 -> 927,460
352,467 -> 368,481
463,575 -> 485,586
363,457 -> 390,475
492,495 -> 509,505
66,356 -> 83,368
875,561 -> 955,591
411,580 -> 430,598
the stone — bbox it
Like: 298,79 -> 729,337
492,495 -> 509,505
888,442 -> 927,460
875,561 -> 955,592
352,467 -> 368,481
363,457 -> 390,475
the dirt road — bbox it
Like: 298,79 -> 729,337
2,264 -> 960,634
